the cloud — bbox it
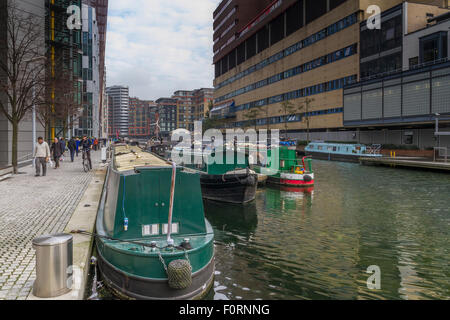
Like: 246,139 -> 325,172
105,0 -> 221,100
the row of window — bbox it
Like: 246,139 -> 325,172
231,75 -> 357,114
215,12 -> 358,84
233,107 -> 344,128
215,43 -> 358,103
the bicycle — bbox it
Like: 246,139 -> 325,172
82,149 -> 91,172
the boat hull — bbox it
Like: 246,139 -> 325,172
97,248 -> 215,300
305,151 -> 362,163
200,173 -> 257,204
267,173 -> 315,188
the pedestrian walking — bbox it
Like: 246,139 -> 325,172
94,138 -> 99,151
59,137 -> 66,161
51,138 -> 63,169
76,137 -> 80,157
34,137 -> 50,177
68,137 -> 77,162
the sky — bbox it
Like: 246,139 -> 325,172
105,0 -> 222,100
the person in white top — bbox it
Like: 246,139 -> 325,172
34,137 -> 50,177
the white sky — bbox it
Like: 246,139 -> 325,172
105,0 -> 222,100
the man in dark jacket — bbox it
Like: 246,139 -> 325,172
51,138 -> 63,169
68,138 -> 77,162
81,136 -> 93,170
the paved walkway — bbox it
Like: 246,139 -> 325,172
0,151 -> 101,300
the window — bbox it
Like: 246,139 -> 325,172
246,34 -> 257,59
286,0 -> 303,36
420,32 -> 448,64
270,14 -> 285,45
257,25 -> 270,53
409,57 -> 419,69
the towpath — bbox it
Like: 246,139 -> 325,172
0,151 -> 101,300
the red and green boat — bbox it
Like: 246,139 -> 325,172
255,146 -> 315,190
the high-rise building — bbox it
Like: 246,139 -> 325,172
45,0 -> 83,139
212,0 -> 449,148
74,3 -> 100,138
106,85 -> 130,138
82,0 -> 108,135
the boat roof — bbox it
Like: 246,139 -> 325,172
114,145 -> 171,172
307,142 -> 366,148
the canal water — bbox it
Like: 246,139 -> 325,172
90,160 -> 450,300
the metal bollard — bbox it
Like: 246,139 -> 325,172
101,147 -> 107,163
32,234 -> 73,298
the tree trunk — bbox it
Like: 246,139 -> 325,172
307,118 -> 310,144
11,120 -> 18,174
285,120 -> 288,139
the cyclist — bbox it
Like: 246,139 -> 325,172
81,136 -> 93,170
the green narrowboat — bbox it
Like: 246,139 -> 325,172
96,145 -> 215,300
254,146 -> 315,192
172,148 -> 258,204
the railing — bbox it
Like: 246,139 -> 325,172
434,147 -> 448,163
359,57 -> 449,83
366,144 -> 382,155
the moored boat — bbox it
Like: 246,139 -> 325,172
197,151 -> 258,204
254,146 -> 315,189
305,142 -> 382,163
95,144 -> 215,300
168,148 -> 258,204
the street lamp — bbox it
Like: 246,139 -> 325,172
25,56 -> 46,166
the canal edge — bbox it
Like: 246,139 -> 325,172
26,164 -> 107,300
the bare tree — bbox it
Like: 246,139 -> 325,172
243,107 -> 261,130
279,100 -> 302,140
51,72 -> 82,138
0,2 -> 45,173
297,98 -> 315,144
36,59 -> 82,140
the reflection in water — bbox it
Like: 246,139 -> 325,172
92,160 -> 450,300
206,161 -> 450,300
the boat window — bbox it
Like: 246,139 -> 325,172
142,224 -> 159,236
162,223 -> 179,235
333,147 -> 337,152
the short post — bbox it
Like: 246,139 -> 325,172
32,234 -> 73,298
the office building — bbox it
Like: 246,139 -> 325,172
83,0 -> 108,136
74,3 -> 101,138
344,4 -> 450,149
106,85 -> 130,138
212,0 -> 449,148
